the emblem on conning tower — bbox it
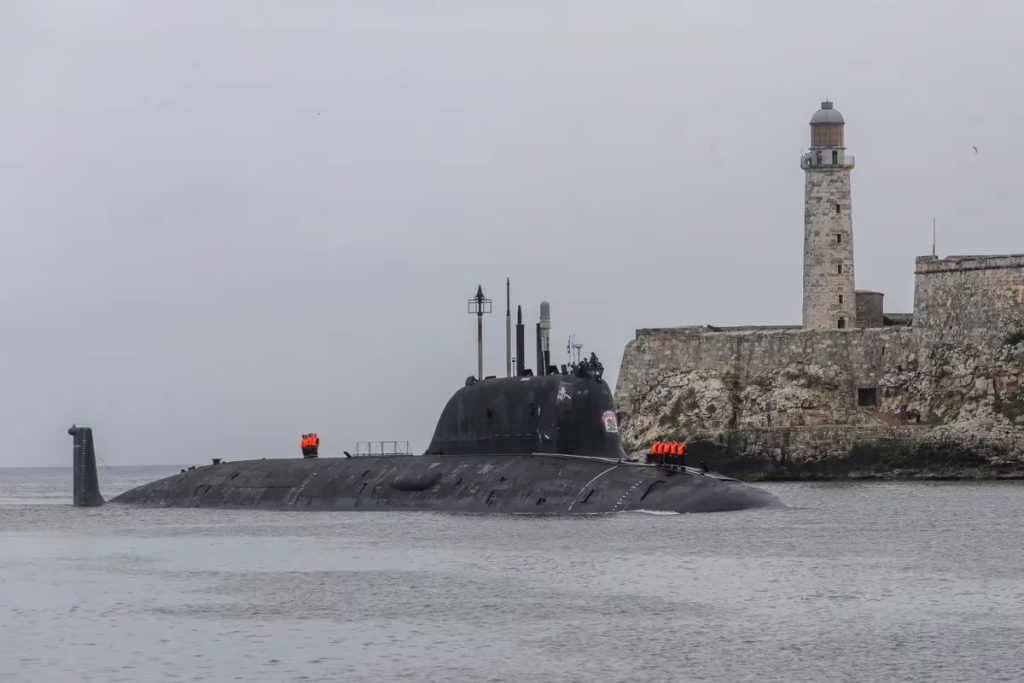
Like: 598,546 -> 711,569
602,410 -> 619,433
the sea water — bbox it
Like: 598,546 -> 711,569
1,466 -> 1022,682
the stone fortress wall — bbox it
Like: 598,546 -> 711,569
614,100 -> 1024,479
615,254 -> 1024,478
914,255 -> 1024,337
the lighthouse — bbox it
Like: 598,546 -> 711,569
801,101 -> 857,330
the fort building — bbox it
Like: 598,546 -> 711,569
614,101 -> 1024,478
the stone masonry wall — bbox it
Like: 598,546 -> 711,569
914,255 -> 1024,339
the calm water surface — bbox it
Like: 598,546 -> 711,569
1,466 -> 1022,682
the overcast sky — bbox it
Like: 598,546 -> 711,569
2,1 -> 1021,466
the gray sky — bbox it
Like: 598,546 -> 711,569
3,1 -> 1022,466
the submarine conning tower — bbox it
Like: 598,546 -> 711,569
425,372 -> 626,460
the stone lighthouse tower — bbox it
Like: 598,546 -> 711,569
802,101 -> 856,330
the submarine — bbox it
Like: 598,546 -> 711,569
69,361 -> 780,514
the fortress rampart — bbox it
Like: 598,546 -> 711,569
913,254 -> 1024,336
615,258 -> 1024,478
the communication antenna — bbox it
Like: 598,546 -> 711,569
467,285 -> 492,381
505,278 -> 512,377
567,334 -> 583,364
932,217 -> 937,257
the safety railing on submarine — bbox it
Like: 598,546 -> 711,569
354,441 -> 413,457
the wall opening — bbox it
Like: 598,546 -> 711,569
858,388 -> 878,407
837,264 -> 843,274
837,317 -> 846,329
832,150 -> 839,164
836,233 -> 842,244
838,294 -> 844,304
835,204 -> 841,214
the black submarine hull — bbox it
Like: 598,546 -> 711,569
112,452 -> 778,513
85,372 -> 780,513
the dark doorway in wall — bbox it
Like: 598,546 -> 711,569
837,317 -> 846,329
858,388 -> 878,407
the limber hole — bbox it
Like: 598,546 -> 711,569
640,480 -> 665,501
536,497 -> 546,505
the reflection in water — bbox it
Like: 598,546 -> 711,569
1,468 -> 1023,682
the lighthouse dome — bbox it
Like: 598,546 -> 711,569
810,101 -> 845,125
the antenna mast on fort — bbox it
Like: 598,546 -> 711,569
932,218 -> 937,257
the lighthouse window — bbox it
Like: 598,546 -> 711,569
836,204 -> 841,214
832,151 -> 839,164
836,233 -> 842,244
837,264 -> 843,274
838,294 -> 844,304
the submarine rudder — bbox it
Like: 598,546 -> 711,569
68,425 -> 105,507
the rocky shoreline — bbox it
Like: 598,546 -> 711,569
620,417 -> 1024,481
